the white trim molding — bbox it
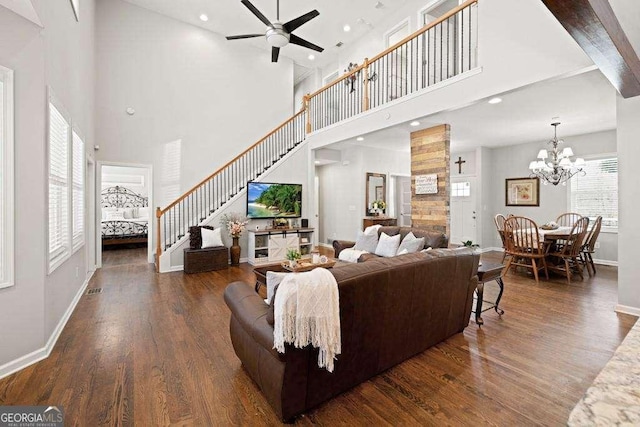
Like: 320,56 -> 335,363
615,304 -> 640,317
0,65 -> 14,290
0,271 -> 93,379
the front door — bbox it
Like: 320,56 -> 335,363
450,177 -> 477,245
397,176 -> 412,227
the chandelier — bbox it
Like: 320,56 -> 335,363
529,122 -> 585,186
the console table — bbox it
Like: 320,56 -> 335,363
363,216 -> 397,228
474,261 -> 505,326
247,228 -> 314,266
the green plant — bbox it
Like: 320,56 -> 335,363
461,240 -> 479,248
286,249 -> 301,261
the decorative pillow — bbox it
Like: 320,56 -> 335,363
105,211 -> 125,221
397,248 -> 409,255
420,247 -> 433,253
137,207 -> 150,219
102,207 -> 117,220
397,232 -> 426,255
201,227 -> 223,249
375,232 -> 401,257
266,271 -> 288,305
121,208 -> 134,219
189,225 -> 214,249
354,230 -> 379,253
364,224 -> 382,235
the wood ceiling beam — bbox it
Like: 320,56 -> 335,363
541,0 -> 640,98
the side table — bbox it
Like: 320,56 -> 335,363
474,261 -> 505,326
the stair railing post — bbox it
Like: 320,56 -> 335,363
156,207 -> 162,272
304,94 -> 312,134
363,58 -> 370,112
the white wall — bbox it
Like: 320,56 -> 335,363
317,145 -> 410,244
616,95 -> 640,314
0,0 -> 95,371
95,0 -> 294,209
485,130 -> 618,263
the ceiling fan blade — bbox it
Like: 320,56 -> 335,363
289,34 -> 324,52
283,10 -> 320,33
241,0 -> 272,27
226,34 -> 264,40
272,47 -> 280,63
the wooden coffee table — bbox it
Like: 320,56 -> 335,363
253,260 -> 343,293
473,261 -> 506,326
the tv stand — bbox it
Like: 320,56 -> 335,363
247,228 -> 315,266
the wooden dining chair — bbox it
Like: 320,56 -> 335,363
494,214 -> 508,262
503,216 -> 549,285
547,217 -> 589,284
556,212 -> 583,227
580,216 -> 602,277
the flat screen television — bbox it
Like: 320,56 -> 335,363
247,182 -> 302,219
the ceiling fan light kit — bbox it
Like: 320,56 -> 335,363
226,0 -> 324,63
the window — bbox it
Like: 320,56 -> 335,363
0,65 -> 14,289
72,130 -> 84,251
48,97 -> 71,272
451,181 -> 470,197
570,157 -> 618,230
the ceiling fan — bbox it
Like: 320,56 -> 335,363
226,0 -> 324,63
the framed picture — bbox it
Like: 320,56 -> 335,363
505,177 -> 540,207
70,0 -> 79,21
375,186 -> 383,201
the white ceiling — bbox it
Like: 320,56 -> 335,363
122,0 -> 407,73
331,70 -> 617,153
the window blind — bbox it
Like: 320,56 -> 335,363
48,102 -> 70,267
72,131 -> 84,249
570,157 -> 618,228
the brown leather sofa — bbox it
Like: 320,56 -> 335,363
333,226 -> 449,261
223,248 -> 479,421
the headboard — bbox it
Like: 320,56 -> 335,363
101,186 -> 148,209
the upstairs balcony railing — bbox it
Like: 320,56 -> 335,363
305,0 -> 477,133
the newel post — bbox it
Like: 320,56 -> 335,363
362,58 -> 370,112
304,94 -> 312,134
155,207 -> 162,272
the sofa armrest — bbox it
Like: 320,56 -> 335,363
333,240 -> 355,258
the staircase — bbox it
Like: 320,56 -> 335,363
155,0 -> 478,271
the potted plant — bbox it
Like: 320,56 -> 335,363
286,249 -> 301,268
371,200 -> 386,216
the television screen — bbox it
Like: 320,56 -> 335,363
247,182 -> 302,219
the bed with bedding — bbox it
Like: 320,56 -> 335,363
101,186 -> 149,246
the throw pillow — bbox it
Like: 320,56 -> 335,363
364,224 -> 382,235
137,207 -> 150,219
375,232 -> 401,257
420,247 -> 433,253
397,248 -> 409,255
354,230 -> 379,253
397,232 -> 426,255
201,227 -> 223,248
102,207 -> 117,220
266,271 -> 288,304
105,211 -> 125,221
121,208 -> 134,219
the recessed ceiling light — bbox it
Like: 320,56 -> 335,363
356,136 -> 364,141
308,54 -> 315,61
343,24 -> 351,32
488,97 -> 502,104
410,121 -> 420,127
199,14 -> 209,22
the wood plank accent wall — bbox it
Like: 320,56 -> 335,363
410,125 -> 450,236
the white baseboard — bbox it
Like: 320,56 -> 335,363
593,258 -> 618,267
615,304 -> 640,317
0,271 -> 93,380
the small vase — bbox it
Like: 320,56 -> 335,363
230,236 -> 241,266
289,260 -> 297,268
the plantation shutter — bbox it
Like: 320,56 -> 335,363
48,101 -> 70,267
570,157 -> 618,228
72,130 -> 84,249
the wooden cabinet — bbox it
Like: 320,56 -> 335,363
363,217 -> 397,229
248,228 -> 315,265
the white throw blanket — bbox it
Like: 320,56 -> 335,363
273,268 -> 341,372
338,248 -> 367,263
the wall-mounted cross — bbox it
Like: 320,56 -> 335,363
455,156 -> 466,174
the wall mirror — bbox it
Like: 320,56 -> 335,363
365,172 -> 386,215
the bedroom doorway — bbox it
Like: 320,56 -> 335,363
97,162 -> 153,268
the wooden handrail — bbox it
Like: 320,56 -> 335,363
158,109 -> 305,215
308,0 -> 477,100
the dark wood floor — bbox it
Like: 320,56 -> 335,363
101,245 -> 148,268
0,252 -> 636,425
